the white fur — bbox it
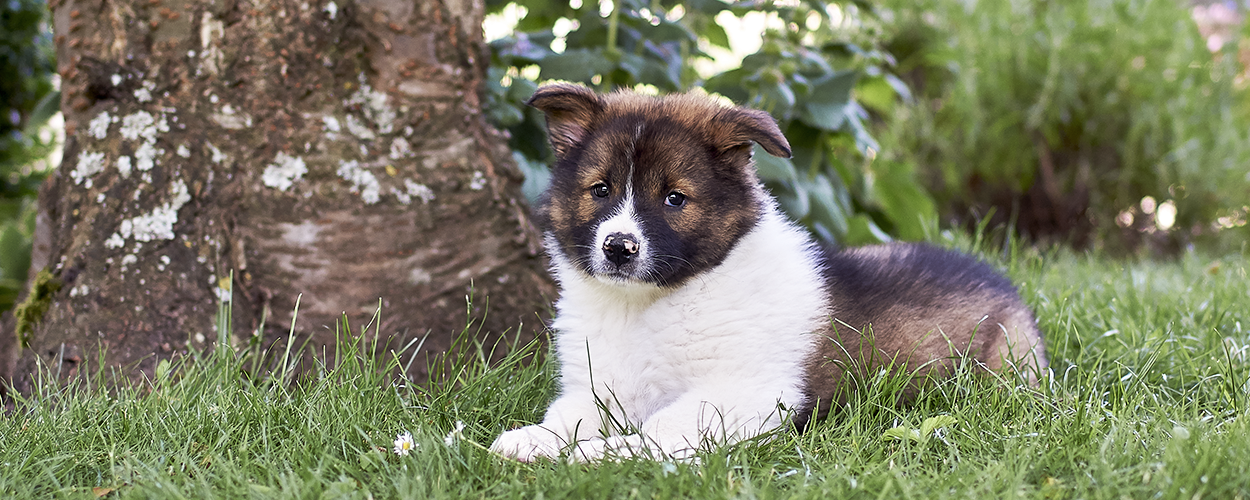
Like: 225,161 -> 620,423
490,201 -> 829,461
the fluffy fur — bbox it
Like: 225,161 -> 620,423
490,84 -> 1048,462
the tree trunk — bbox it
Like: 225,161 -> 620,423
3,0 -> 553,393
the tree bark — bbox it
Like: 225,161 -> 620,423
3,0 -> 553,393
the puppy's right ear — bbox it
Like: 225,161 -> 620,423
526,84 -> 605,160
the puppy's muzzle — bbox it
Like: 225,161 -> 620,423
602,232 -> 640,267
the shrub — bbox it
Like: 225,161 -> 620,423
878,0 -> 1250,253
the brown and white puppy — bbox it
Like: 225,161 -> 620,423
490,83 -> 1049,462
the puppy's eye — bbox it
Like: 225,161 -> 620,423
665,192 -> 687,208
591,183 -> 610,198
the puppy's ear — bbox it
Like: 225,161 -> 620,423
714,107 -> 792,159
526,84 -> 605,160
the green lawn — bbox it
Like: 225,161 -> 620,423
3,245 -> 1249,499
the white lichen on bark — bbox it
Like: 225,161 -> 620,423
117,156 -> 132,177
199,12 -> 226,77
322,115 -> 342,133
336,160 -> 381,204
206,142 -> 227,164
344,114 -> 375,140
119,111 -> 161,141
109,110 -> 170,178
107,180 -> 192,248
134,81 -> 155,103
262,152 -> 307,191
88,111 -> 113,139
72,151 -> 108,187
347,81 -> 396,134
135,141 -> 163,172
389,137 -> 412,159
397,179 -> 435,205
211,104 -> 252,129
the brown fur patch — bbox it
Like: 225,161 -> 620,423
795,243 -> 1049,428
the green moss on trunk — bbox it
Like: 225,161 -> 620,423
13,269 -> 60,348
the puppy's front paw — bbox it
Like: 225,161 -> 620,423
490,425 -> 569,462
567,435 -> 647,462
576,434 -> 698,462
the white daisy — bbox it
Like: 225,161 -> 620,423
444,421 -> 465,447
393,431 -> 417,456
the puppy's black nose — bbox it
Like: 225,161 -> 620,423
602,232 -> 640,267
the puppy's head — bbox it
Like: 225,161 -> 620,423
529,83 -> 791,288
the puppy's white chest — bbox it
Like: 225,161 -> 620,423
552,294 -> 698,415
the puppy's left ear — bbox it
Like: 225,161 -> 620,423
526,83 -> 605,160
715,107 -> 792,159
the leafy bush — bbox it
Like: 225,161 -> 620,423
878,0 -> 1250,253
484,0 -> 937,245
1,0 -> 58,311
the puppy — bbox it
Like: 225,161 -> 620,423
490,84 -> 1048,462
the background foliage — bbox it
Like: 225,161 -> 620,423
873,0 -> 1250,253
484,0 -> 1250,255
484,0 -> 937,246
0,0 -> 58,312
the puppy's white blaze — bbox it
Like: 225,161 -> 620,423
588,192 -> 652,281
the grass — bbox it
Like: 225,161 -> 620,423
2,244 -> 1249,499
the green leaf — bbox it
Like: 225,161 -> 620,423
704,68 -> 750,103
514,152 -> 551,203
758,81 -> 797,116
920,415 -> 958,438
639,20 -> 697,45
882,415 -> 956,444
156,359 -> 172,381
739,53 -> 773,73
856,76 -> 897,114
538,49 -> 615,83
842,108 -> 880,154
491,32 -> 556,64
800,101 -> 848,131
487,103 -> 525,128
23,90 -> 61,135
871,161 -> 938,241
809,70 -> 858,106
506,78 -> 538,101
800,70 -> 858,131
701,22 -> 730,49
805,174 -> 848,237
884,73 -> 913,103
514,1 -> 575,31
774,182 -> 811,220
683,0 -> 732,16
753,144 -> 798,183
884,426 -> 921,442
0,201 -> 23,222
617,52 -> 649,81
845,214 -> 891,245
0,223 -> 31,282
640,58 -> 683,91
